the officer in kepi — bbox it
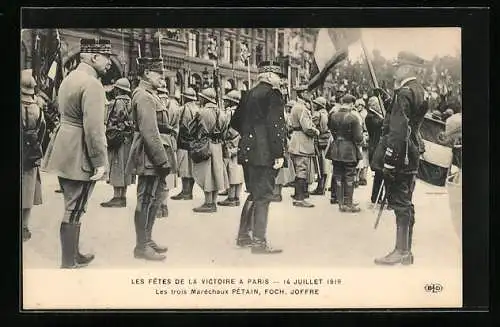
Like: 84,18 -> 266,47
230,60 -> 286,254
21,69 -> 46,242
327,94 -> 363,213
42,38 -> 114,268
372,51 -> 428,266
126,57 -> 172,261
289,85 -> 319,208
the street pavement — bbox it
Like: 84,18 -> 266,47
22,171 -> 461,270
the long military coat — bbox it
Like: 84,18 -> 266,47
41,62 -> 107,181
125,80 -> 171,176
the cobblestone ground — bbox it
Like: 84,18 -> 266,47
22,170 -> 461,269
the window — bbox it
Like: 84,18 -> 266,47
223,39 -> 233,63
188,31 -> 199,57
255,44 -> 263,66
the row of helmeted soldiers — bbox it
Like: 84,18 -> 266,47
21,37 -> 429,266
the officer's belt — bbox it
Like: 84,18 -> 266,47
292,127 -> 303,132
60,118 -> 83,128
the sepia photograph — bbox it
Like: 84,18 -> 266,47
20,10 -> 467,309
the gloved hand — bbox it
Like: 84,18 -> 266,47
382,165 -> 396,183
155,166 -> 171,178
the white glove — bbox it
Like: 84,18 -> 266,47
273,158 -> 285,170
90,166 -> 106,181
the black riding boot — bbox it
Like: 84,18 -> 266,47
147,204 -> 168,254
60,222 -> 91,269
374,223 -> 414,265
133,208 -> 166,261
236,197 -> 254,247
341,182 -> 361,213
73,222 -> 95,265
292,178 -> 314,208
251,200 -> 282,254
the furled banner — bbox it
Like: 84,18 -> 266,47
307,28 -> 361,91
417,115 -> 454,186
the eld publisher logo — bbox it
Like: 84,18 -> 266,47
424,283 -> 443,293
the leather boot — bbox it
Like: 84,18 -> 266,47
251,200 -> 282,254
251,237 -> 283,254
340,182 -> 361,213
100,197 -> 126,208
236,197 -> 254,247
217,197 -> 239,207
310,174 -> 326,195
60,222 -> 89,269
374,224 -> 414,265
147,205 -> 168,254
73,222 -> 95,265
292,179 -> 315,208
193,203 -> 217,213
171,178 -> 193,200
23,227 -> 32,242
336,180 -> 344,210
134,209 -> 166,261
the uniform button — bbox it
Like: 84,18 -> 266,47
274,124 -> 277,127
237,148 -> 240,151
249,134 -> 253,138
245,159 -> 248,162
277,133 -> 280,136
246,147 -> 250,151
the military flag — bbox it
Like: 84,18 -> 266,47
417,115 -> 454,186
307,28 -> 361,91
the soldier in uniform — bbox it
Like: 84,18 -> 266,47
171,87 -> 198,200
191,88 -> 229,213
125,57 -> 172,261
218,89 -> 245,207
327,94 -> 363,213
100,78 -> 135,208
272,99 -> 296,201
21,70 -> 46,242
310,96 -> 330,196
155,80 -> 180,218
288,85 -> 319,208
230,61 -> 286,254
372,51 -> 428,265
42,38 -> 113,268
353,98 -> 369,187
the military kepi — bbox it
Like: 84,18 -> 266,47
258,60 -> 285,77
137,57 -> 165,74
393,51 -> 425,66
80,38 -> 115,56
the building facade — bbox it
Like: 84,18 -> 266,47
21,28 -> 326,98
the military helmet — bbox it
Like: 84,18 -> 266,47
113,77 -> 131,93
340,94 -> 356,104
223,89 -> 241,104
198,88 -> 217,104
21,69 -> 36,95
182,87 -> 197,101
312,96 -> 327,109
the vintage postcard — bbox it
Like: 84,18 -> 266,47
21,9 -> 464,309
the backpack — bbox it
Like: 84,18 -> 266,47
22,105 -> 43,170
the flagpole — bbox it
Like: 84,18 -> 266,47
360,39 -> 386,117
